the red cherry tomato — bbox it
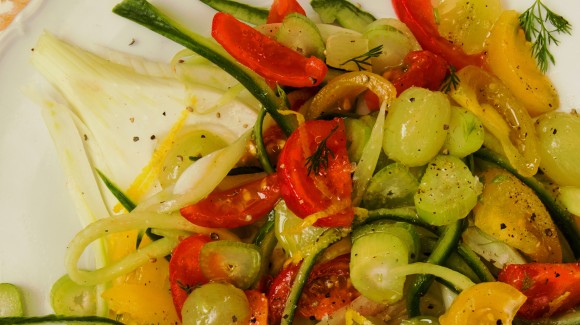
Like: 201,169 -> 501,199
245,289 -> 269,325
498,263 -> 580,319
267,261 -> 302,325
266,0 -> 306,24
212,12 -> 327,88
180,173 -> 281,229
392,0 -> 486,69
298,254 -> 360,320
169,234 -> 212,319
277,118 -> 354,227
390,50 -> 449,94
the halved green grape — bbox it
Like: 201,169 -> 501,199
443,106 -> 484,158
414,155 -> 482,226
536,111 -> 580,187
50,274 -> 96,316
383,87 -> 451,167
159,128 -> 228,188
0,283 -> 24,317
181,282 -> 250,325
362,163 -> 419,209
274,201 -> 326,258
199,241 -> 261,290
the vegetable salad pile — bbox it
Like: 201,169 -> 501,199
4,0 -> 580,324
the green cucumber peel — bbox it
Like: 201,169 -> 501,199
199,0 -> 268,25
113,0 -> 295,135
0,315 -> 123,325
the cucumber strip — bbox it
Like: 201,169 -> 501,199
310,0 -> 376,33
0,283 -> 23,317
113,0 -> 295,136
0,315 -> 123,325
421,237 -> 479,284
253,108 -> 275,174
475,147 -> 580,258
199,0 -> 268,25
356,207 -> 437,232
407,219 -> 464,317
252,213 -> 278,289
280,228 -> 349,325
456,243 -> 495,282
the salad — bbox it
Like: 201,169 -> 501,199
1,0 -> 580,324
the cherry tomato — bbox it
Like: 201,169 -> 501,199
389,50 -> 449,95
277,118 -> 354,227
168,234 -> 212,319
297,254 -> 360,320
498,263 -> 580,319
391,0 -> 486,69
245,289 -> 269,325
180,173 -> 281,228
212,12 -> 327,88
266,0 -> 306,24
267,261 -> 302,325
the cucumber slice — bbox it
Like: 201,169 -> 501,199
0,283 -> 23,317
344,117 -> 372,163
362,163 -> 419,210
363,26 -> 419,73
352,221 -> 420,262
311,0 -> 376,33
0,315 -> 123,324
414,155 -> 482,226
275,13 -> 325,60
50,274 -> 96,316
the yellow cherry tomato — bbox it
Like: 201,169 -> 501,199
439,282 -> 526,325
486,10 -> 559,117
474,168 -> 562,263
449,65 -> 540,177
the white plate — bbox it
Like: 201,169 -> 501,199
0,0 -> 578,316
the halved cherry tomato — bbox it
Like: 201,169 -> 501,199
267,261 -> 302,325
180,173 -> 281,228
392,0 -> 486,69
277,118 -> 354,227
389,50 -> 449,95
266,0 -> 306,24
169,234 -> 212,319
498,263 -> 580,319
212,12 -> 327,88
245,289 -> 269,325
298,254 -> 360,320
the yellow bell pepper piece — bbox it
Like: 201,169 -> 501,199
486,10 -> 559,117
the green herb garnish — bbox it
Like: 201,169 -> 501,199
441,65 -> 460,93
519,0 -> 572,73
305,124 -> 339,176
341,45 -> 383,71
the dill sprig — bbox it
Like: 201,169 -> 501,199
305,125 -> 339,176
341,45 -> 383,71
519,0 -> 572,73
441,65 -> 460,93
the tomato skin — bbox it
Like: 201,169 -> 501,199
180,173 -> 281,228
498,263 -> 580,319
245,289 -> 269,325
298,254 -> 360,320
277,118 -> 354,227
390,50 -> 449,94
267,261 -> 302,325
212,12 -> 327,88
169,234 -> 212,319
266,0 -> 306,24
392,0 -> 486,69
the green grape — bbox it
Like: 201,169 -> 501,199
362,163 -> 419,209
414,155 -> 482,226
443,106 -> 484,158
383,87 -> 451,166
181,282 -> 250,325
536,111 -> 580,187
159,128 -> 228,188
